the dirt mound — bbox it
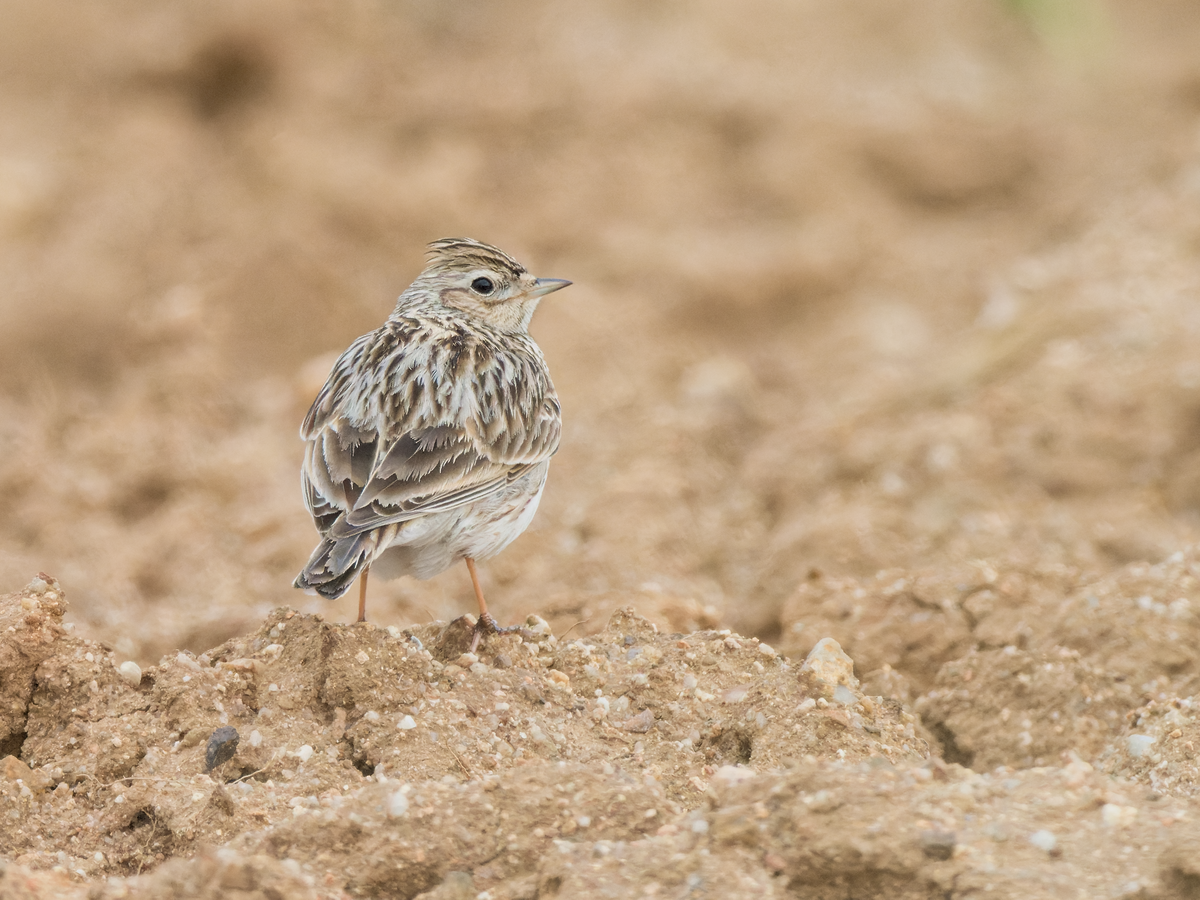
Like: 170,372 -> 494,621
4,578 -> 1200,899
11,544 -> 1199,898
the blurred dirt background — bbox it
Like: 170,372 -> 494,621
4,0 -> 1200,896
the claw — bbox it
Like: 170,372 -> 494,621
469,613 -> 534,653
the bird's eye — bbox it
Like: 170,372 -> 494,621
470,277 -> 495,295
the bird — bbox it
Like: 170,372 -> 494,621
294,238 -> 569,650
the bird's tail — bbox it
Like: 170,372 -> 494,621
294,532 -> 373,600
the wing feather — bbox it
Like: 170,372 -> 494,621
298,319 -> 559,542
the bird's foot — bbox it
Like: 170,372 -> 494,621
470,613 -> 535,653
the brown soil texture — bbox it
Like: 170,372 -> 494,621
4,0 -> 1200,897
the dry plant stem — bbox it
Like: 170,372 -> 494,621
357,566 -> 370,623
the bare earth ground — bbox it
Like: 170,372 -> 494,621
4,0 -> 1200,897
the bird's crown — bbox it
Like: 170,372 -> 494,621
424,238 -> 527,280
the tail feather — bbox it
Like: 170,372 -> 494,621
331,534 -> 366,574
294,533 -> 370,600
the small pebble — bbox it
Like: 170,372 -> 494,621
398,715 -> 417,730
620,709 -> 655,733
804,789 -> 840,813
205,727 -> 240,772
1101,804 -> 1138,828
1028,830 -> 1058,854
800,638 -> 858,689
387,790 -> 409,818
920,829 -> 956,860
832,685 -> 858,706
296,745 -> 314,763
1127,735 -> 1155,758
117,661 -> 142,688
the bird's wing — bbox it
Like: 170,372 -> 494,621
299,323 -> 560,540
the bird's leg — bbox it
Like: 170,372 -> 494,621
357,565 -> 370,623
466,557 -> 531,652
466,558 -> 491,653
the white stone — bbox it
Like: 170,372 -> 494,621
832,684 -> 858,706
1127,734 -> 1156,758
1101,804 -> 1138,828
801,638 -> 858,688
117,661 -> 142,688
1028,830 -> 1057,853
387,790 -> 409,818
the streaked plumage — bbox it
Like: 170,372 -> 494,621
294,238 -> 569,638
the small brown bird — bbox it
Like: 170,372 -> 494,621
294,238 -> 569,648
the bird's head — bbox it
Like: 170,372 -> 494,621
411,237 -> 571,333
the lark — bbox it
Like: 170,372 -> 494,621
294,238 -> 569,648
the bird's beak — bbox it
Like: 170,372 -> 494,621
529,278 -> 572,297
